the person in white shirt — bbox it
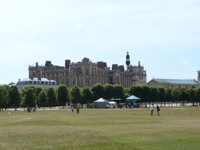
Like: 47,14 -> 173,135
150,104 -> 154,116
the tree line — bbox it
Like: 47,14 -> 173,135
0,83 -> 200,110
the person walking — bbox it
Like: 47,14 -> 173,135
157,105 -> 160,116
150,103 -> 154,116
76,105 -> 79,114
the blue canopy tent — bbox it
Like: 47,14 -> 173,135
126,95 -> 141,101
126,95 -> 141,108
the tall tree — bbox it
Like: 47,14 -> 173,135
35,87 -> 43,106
195,88 -> 200,104
104,84 -> 114,100
129,85 -> 143,98
21,87 -> 36,108
8,85 -> 21,111
189,88 -> 196,106
166,88 -> 173,106
149,87 -> 158,104
0,86 -> 9,111
91,83 -> 104,101
82,86 -> 92,104
172,88 -> 180,106
179,89 -> 189,104
158,87 -> 166,105
38,90 -> 48,109
70,86 -> 82,104
45,87 -> 57,109
141,86 -> 151,102
57,84 -> 69,108
113,84 -> 125,100
124,88 -> 130,100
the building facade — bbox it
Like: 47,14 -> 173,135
147,78 -> 199,89
16,77 -> 58,92
28,52 -> 147,87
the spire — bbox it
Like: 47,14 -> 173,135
126,51 -> 130,66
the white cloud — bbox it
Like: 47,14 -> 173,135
74,23 -> 83,29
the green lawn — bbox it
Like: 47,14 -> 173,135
0,107 -> 200,150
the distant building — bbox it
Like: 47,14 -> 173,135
16,77 -> 58,92
147,78 -> 199,89
28,52 -> 147,87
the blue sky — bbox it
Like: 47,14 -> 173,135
0,0 -> 200,84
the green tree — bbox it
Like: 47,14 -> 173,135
8,85 -> 21,111
104,84 -> 114,100
45,87 -> 57,109
82,86 -> 92,104
179,89 -> 189,105
195,88 -> 200,104
113,84 -> 125,100
35,87 -> 43,106
166,88 -> 173,106
189,88 -> 196,106
149,87 -> 158,104
158,87 -> 166,105
124,88 -> 130,99
172,88 -> 180,106
21,87 -> 36,108
0,86 -> 9,111
38,90 -> 47,109
130,86 -> 143,97
91,83 -> 104,101
141,86 -> 151,103
57,84 -> 69,108
70,86 -> 82,104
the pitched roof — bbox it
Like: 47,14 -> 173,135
126,95 -> 141,100
94,98 -> 108,102
153,78 -> 197,85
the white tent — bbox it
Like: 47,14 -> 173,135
109,101 -> 117,108
94,98 -> 109,108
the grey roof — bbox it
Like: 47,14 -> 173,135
153,78 -> 197,85
16,77 -> 57,85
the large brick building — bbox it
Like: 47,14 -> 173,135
28,52 -> 147,87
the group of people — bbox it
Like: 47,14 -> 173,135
71,105 -> 79,114
150,104 -> 160,116
71,104 -> 160,116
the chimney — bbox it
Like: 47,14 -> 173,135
65,60 -> 71,69
138,61 -> 141,66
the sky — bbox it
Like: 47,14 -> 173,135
0,0 -> 200,85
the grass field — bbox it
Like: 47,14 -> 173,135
0,107 -> 200,150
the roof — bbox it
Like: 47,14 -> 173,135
94,98 -> 108,102
126,95 -> 141,100
153,78 -> 197,85
108,98 -> 122,101
16,77 -> 57,85
109,101 -> 116,104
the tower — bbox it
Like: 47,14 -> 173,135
198,70 -> 200,84
125,52 -> 130,70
